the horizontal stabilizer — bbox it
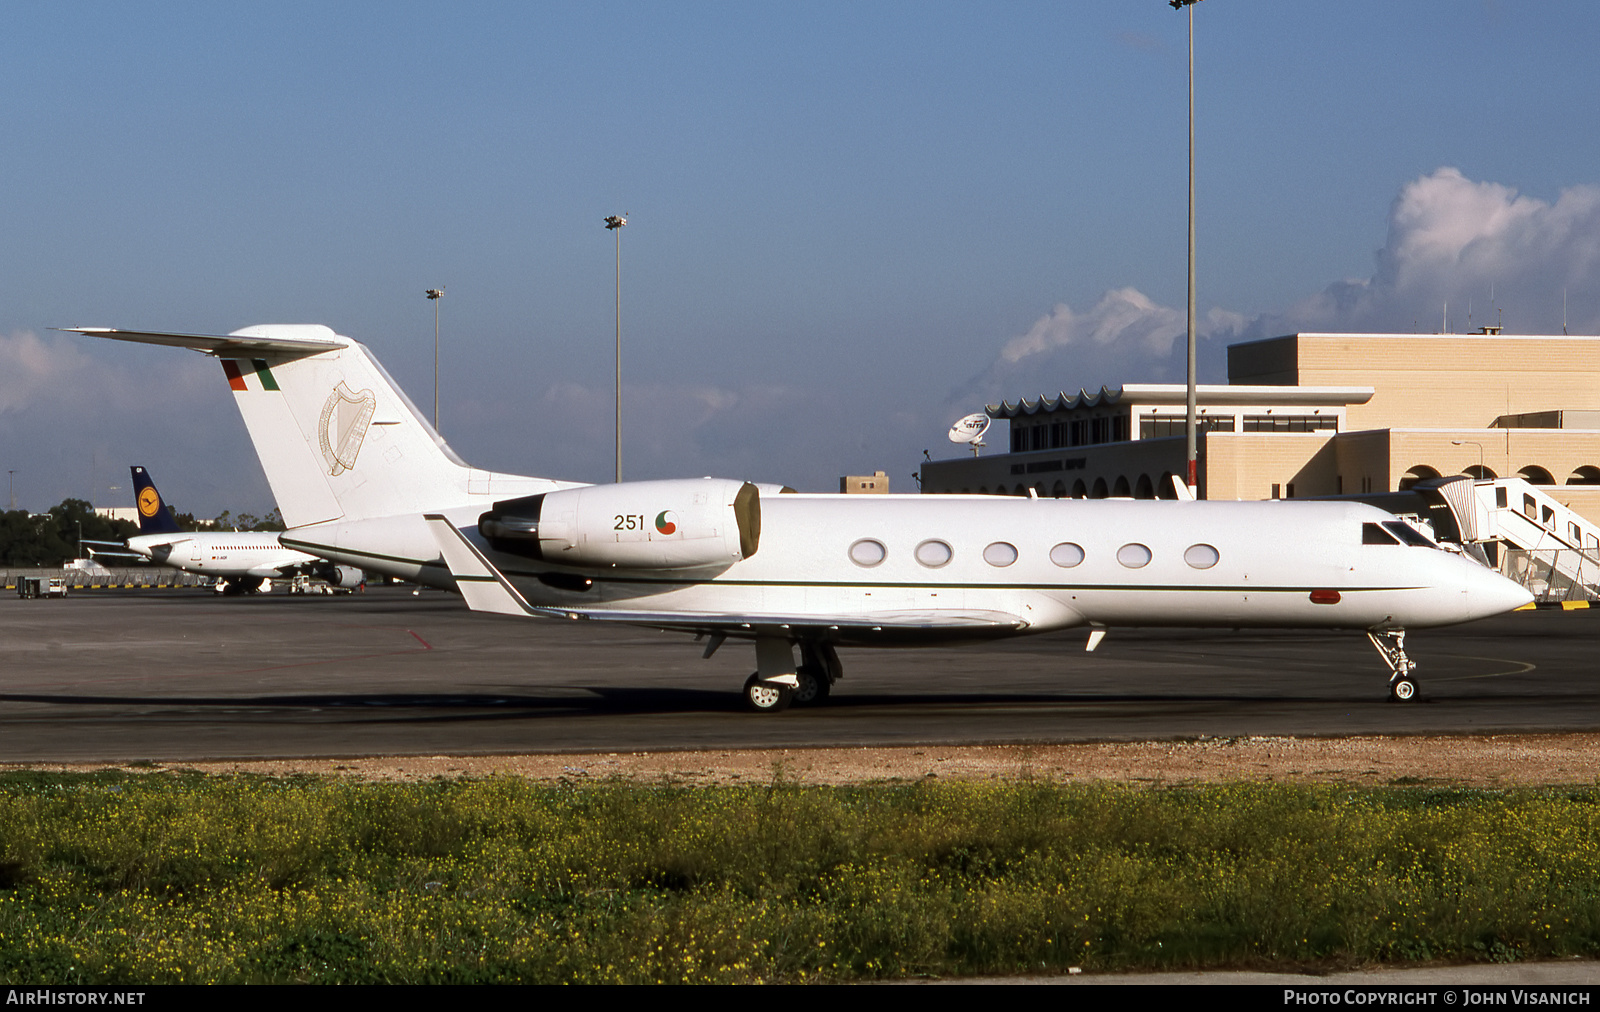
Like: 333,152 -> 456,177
57,327 -> 344,357
426,515 -> 547,618
84,545 -> 142,560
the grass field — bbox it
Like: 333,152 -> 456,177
1,771 -> 1597,983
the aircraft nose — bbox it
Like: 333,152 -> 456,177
1463,561 -> 1534,620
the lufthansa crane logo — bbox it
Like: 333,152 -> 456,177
318,382 -> 377,476
137,487 -> 162,518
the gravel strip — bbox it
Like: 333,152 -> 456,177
7,732 -> 1598,786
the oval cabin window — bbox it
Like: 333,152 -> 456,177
1049,542 -> 1085,568
983,542 -> 1018,567
849,539 -> 887,567
1116,543 -> 1152,569
1184,544 -> 1219,569
915,540 -> 953,568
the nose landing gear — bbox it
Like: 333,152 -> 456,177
1367,629 -> 1418,702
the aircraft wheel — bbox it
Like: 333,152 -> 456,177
743,672 -> 794,713
1389,677 -> 1418,702
793,666 -> 831,706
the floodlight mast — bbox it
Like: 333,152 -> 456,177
605,214 -> 627,483
425,287 -> 445,432
1171,0 -> 1203,495
1453,439 -> 1486,478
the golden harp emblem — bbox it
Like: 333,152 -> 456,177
318,382 -> 377,476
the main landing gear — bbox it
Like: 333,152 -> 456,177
1367,629 -> 1419,702
742,638 -> 842,713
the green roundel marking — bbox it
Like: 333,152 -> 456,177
655,512 -> 677,535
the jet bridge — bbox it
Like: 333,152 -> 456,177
1343,477 -> 1600,603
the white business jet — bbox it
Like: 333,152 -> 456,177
63,325 -> 1533,709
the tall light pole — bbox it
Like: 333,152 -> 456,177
604,214 -> 627,483
1453,439 -> 1486,478
426,287 -> 445,432
7,470 -> 14,510
1172,0 -> 1203,495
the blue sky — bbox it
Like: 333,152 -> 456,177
5,1 -> 1600,515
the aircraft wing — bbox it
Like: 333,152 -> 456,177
545,606 -> 1030,635
83,544 -> 143,561
56,328 -> 340,356
424,516 -> 1029,635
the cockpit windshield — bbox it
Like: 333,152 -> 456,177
1362,520 -> 1436,548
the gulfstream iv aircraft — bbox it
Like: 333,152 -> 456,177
117,465 -> 365,593
65,325 -> 1533,710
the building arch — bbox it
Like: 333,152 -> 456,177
1134,474 -> 1155,499
1112,475 -> 1131,497
1091,477 -> 1109,499
1398,464 -> 1441,491
1051,480 -> 1067,498
1157,472 -> 1178,500
1567,466 -> 1600,485
1519,465 -> 1556,485
1071,479 -> 1088,498
1462,464 -> 1498,480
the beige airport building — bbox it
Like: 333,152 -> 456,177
920,331 -> 1600,526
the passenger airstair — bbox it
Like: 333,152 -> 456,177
1412,477 -> 1600,603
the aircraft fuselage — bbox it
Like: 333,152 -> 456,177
287,494 -> 1527,644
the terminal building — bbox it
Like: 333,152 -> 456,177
920,330 -> 1600,527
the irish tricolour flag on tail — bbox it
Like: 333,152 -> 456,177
220,359 -> 280,391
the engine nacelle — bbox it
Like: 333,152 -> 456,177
479,477 -> 760,570
326,565 -> 365,587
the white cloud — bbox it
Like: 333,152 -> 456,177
958,167 -> 1600,420
1263,167 -> 1600,337
956,289 -> 1246,412
0,330 -> 95,414
0,331 -> 257,512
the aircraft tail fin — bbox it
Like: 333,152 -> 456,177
65,326 -> 566,529
130,465 -> 184,536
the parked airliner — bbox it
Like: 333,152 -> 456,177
63,325 -> 1533,709
117,465 -> 363,594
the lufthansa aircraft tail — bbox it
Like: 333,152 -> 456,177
130,465 -> 184,536
64,326 -> 570,528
